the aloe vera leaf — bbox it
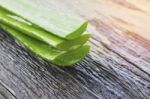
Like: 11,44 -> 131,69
0,0 -> 88,40
54,45 -> 90,66
57,33 -> 90,50
0,7 -> 90,51
0,24 -> 90,66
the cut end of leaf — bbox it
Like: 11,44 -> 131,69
65,21 -> 88,40
57,33 -> 91,51
53,45 -> 90,66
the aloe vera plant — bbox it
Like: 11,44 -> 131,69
0,0 -> 91,66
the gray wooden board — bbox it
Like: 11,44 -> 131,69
1,0 -> 150,99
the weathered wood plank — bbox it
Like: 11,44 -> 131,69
0,29 -> 99,99
0,0 -> 150,99
0,80 -> 16,99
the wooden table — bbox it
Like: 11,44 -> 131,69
0,0 -> 150,99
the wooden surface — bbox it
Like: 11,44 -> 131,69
1,0 -> 150,99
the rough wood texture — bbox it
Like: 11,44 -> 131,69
0,0 -> 150,99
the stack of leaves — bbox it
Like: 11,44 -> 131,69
0,0 -> 91,66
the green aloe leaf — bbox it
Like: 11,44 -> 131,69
0,0 -> 88,40
0,6 -> 90,51
0,24 -> 90,66
0,0 -> 91,66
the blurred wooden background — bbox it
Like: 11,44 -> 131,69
0,0 -> 150,99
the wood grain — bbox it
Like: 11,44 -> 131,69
0,0 -> 150,99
